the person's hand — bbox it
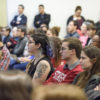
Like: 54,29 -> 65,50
94,84 -> 100,91
7,42 -> 12,46
36,21 -> 40,24
16,21 -> 20,24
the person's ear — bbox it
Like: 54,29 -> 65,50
36,43 -> 41,49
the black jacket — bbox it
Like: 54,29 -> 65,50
10,14 -> 27,27
85,74 -> 100,100
34,13 -> 50,28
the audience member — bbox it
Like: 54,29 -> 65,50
49,37 -> 66,69
40,24 -> 48,34
91,30 -> 100,48
12,25 -> 27,57
10,4 -> 27,27
73,46 -> 100,89
0,70 -> 33,100
79,21 -> 90,47
26,33 -> 54,86
44,38 -> 83,84
7,27 -> 19,53
67,6 -> 85,30
0,34 -> 10,71
86,24 -> 96,46
2,26 -> 11,44
34,5 -> 50,28
65,20 -> 80,38
46,26 -> 60,37
33,84 -> 88,100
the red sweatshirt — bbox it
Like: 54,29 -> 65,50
44,62 -> 83,84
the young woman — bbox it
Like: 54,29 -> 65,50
67,6 -> 85,30
26,33 -> 54,86
73,46 -> 100,89
49,37 -> 66,69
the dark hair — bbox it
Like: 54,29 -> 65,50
49,37 -> 62,68
69,20 -> 78,28
76,46 -> 100,88
39,4 -> 44,8
62,37 -> 82,59
35,28 -> 46,34
4,26 -> 11,33
17,25 -> 27,35
0,70 -> 33,100
19,4 -> 24,9
75,6 -> 82,12
31,33 -> 53,57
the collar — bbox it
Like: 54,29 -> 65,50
64,60 -> 80,70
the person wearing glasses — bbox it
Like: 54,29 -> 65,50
26,32 -> 54,86
44,37 -> 83,84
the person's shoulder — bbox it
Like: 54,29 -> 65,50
73,64 -> 83,72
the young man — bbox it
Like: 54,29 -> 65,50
34,5 -> 50,28
44,37 -> 83,84
10,4 -> 27,27
65,20 -> 80,38
12,25 -> 27,57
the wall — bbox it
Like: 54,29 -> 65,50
7,0 -> 100,38
0,0 -> 7,26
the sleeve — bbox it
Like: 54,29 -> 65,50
20,15 -> 27,26
40,14 -> 51,26
34,15 -> 40,28
10,16 -> 17,27
67,15 -> 73,25
13,38 -> 27,56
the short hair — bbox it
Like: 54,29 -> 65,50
87,24 -> 96,30
17,25 -> 27,35
0,70 -> 33,100
62,37 -> 82,59
4,26 -> 11,33
39,4 -> 44,8
69,20 -> 78,28
75,6 -> 82,12
19,4 -> 24,9
33,84 -> 88,100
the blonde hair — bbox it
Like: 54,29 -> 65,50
33,84 -> 88,100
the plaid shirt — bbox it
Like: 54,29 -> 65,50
0,45 -> 10,70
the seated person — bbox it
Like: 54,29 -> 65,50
7,27 -> 19,53
26,33 -> 54,86
73,46 -> 100,100
49,37 -> 66,69
65,20 -> 80,38
0,34 -> 10,71
0,70 -> 33,100
33,84 -> 88,100
2,26 -> 11,44
44,38 -> 83,84
12,25 -> 27,57
46,26 -> 60,37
